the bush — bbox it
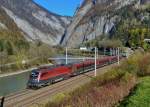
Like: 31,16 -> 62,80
45,72 -> 137,107
138,53 -> 150,76
122,52 -> 143,74
44,61 -> 138,107
120,51 -> 150,76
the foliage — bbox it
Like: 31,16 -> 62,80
138,53 -> 150,76
113,5 -> 150,49
84,36 -> 123,48
0,42 -> 58,73
120,51 -> 150,76
44,72 -> 136,107
81,3 -> 150,50
0,7 -> 30,56
119,76 -> 150,107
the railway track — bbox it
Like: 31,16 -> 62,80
4,63 -> 117,107
5,74 -> 91,107
13,75 -> 90,107
5,89 -> 33,101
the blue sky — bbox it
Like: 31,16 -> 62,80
34,0 -> 83,16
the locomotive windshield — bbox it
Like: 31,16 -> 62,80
30,70 -> 39,78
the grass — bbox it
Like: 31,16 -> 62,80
119,76 -> 150,107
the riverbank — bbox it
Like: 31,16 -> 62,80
0,68 -> 35,78
0,63 -> 53,78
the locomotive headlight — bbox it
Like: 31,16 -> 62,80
34,79 -> 38,81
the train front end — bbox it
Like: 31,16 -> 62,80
27,69 -> 42,88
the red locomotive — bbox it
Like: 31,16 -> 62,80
28,56 -> 118,88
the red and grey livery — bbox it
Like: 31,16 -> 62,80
27,56 -> 119,88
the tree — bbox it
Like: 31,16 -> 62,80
0,40 -> 4,52
5,41 -> 13,55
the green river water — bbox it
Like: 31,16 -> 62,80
0,71 -> 30,96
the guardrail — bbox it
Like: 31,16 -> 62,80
0,96 -> 5,107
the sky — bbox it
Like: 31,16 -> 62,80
33,0 -> 83,16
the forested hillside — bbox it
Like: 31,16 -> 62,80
85,4 -> 150,49
113,4 -> 150,49
62,0 -> 150,48
0,7 -> 29,55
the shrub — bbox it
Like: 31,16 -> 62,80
45,72 -> 136,107
44,61 -> 138,107
120,51 -> 150,76
45,93 -> 70,107
138,53 -> 150,76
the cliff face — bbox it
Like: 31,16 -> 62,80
0,0 -> 71,46
140,0 -> 150,4
62,0 -> 148,47
0,0 -> 149,47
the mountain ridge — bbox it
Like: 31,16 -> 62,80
62,0 -> 150,47
0,0 -> 71,46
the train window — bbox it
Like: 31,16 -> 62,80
31,70 -> 39,78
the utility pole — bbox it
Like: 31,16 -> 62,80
104,48 -> 106,56
110,48 -> 112,56
113,48 -> 115,56
0,53 -> 1,73
118,47 -> 120,65
97,48 -> 98,58
0,53 -> 3,73
95,47 -> 97,77
66,47 -> 68,65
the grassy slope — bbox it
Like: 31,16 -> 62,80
119,76 -> 150,107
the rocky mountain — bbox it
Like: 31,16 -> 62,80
0,0 -> 71,46
62,0 -> 150,47
0,6 -> 30,56
140,0 -> 150,4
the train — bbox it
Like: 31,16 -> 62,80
27,56 -> 119,88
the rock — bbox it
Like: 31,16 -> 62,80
0,22 -> 7,29
0,0 -> 71,46
61,0 -> 140,47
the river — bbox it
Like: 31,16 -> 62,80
0,71 -> 30,96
